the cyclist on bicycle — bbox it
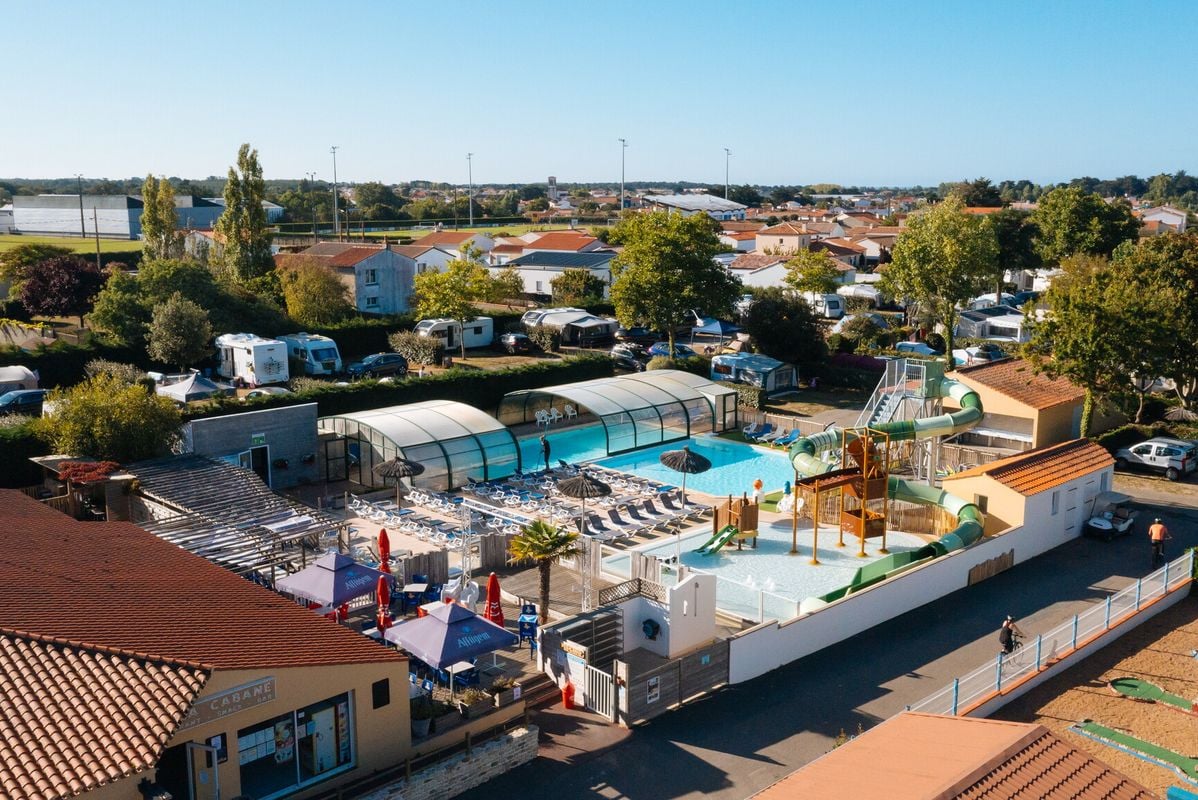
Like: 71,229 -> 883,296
998,615 -> 1025,655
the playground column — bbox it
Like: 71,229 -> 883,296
790,468 -> 799,555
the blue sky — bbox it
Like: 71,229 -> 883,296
5,1 -> 1196,186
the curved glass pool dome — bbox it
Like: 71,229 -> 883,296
498,369 -> 739,456
319,399 -> 520,491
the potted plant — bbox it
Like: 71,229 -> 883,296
431,699 -> 460,734
409,696 -> 433,739
491,676 -> 523,708
456,687 -> 493,719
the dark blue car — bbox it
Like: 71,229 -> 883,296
0,389 -> 47,416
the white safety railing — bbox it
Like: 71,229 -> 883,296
907,549 -> 1194,716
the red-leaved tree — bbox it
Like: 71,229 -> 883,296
19,255 -> 106,326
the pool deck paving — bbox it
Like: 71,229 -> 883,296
457,475 -> 1198,800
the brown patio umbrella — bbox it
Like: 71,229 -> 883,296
659,446 -> 712,566
556,470 -> 611,539
373,456 -> 426,507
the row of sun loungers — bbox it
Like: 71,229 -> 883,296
741,422 -> 802,448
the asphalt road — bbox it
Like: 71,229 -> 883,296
461,473 -> 1198,800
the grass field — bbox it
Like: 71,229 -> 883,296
0,234 -> 142,255
360,222 -> 613,240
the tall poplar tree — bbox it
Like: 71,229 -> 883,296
140,175 -> 183,260
214,144 -> 273,285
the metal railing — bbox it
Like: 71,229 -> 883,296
597,577 -> 667,605
907,549 -> 1194,716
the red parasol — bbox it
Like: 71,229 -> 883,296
376,575 -> 392,631
483,572 -> 504,628
377,528 -> 391,574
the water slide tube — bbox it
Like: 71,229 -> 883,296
788,376 -> 985,607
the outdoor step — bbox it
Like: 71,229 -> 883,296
520,673 -> 559,708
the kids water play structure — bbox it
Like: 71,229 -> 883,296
785,359 -> 988,610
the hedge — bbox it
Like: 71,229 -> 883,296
0,422 -> 49,489
188,354 -> 615,420
721,381 -> 766,410
0,339 -> 164,388
1093,423 -> 1173,453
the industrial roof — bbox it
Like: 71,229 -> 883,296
0,491 -> 404,670
12,195 -> 143,209
954,358 -> 1086,410
644,193 -> 748,212
508,251 -> 616,269
0,632 -> 209,800
943,439 -> 1114,496
751,712 -> 1152,800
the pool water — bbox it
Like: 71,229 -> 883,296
518,425 -> 612,469
598,436 -> 795,498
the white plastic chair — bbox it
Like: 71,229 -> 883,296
564,404 -> 577,420
535,409 -> 550,428
547,407 -> 563,424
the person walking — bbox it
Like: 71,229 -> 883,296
540,434 -> 551,471
998,615 -> 1025,655
1149,517 -> 1170,567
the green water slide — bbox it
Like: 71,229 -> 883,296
1074,721 -> 1198,781
788,368 -> 986,608
694,525 -> 740,556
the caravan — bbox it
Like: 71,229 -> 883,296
800,292 -> 845,320
278,332 -> 343,375
214,333 -> 289,386
415,317 -> 494,350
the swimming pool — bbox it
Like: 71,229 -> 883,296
519,427 -> 795,496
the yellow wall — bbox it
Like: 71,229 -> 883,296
152,660 -> 410,800
941,474 -> 1026,536
1034,403 -> 1076,449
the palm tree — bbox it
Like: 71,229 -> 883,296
508,519 -> 580,623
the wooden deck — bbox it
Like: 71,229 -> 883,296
499,560 -> 616,619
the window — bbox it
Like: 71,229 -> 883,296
372,679 -> 390,709
1051,490 -> 1060,515
973,494 -> 988,513
365,296 -> 379,308
237,692 -> 354,800
535,281 -> 543,293
471,326 -> 482,335
1100,472 -> 1109,491
364,268 -> 378,285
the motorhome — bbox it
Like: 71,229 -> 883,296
214,333 -> 289,386
414,317 -> 494,350
801,292 -> 845,319
278,332 -> 343,375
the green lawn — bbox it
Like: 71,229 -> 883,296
0,234 -> 142,255
360,223 -> 612,240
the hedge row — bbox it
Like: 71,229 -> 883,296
188,354 -> 615,420
1,339 -> 165,388
0,422 -> 49,489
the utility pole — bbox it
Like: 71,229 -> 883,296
467,153 -> 474,228
724,148 -> 732,200
76,174 -> 86,238
306,172 -> 318,243
618,138 -> 628,214
330,146 -> 340,240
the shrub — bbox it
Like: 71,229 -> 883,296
526,325 -> 560,352
83,359 -> 145,386
722,381 -> 766,410
1094,423 -> 1172,452
0,420 -> 50,488
925,332 -> 946,352
388,331 -> 443,365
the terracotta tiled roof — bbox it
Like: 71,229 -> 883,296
0,492 -> 405,671
943,439 -> 1113,496
757,221 -> 811,236
326,246 -> 386,267
722,231 -> 757,241
490,243 -> 526,254
0,632 -> 209,800
955,358 -> 1086,409
720,221 -> 765,232
729,253 -> 786,271
525,232 -> 597,251
751,712 -> 1152,800
963,206 -> 1004,215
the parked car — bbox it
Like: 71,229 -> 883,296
952,343 -> 1007,366
0,389 -> 47,416
347,353 -> 409,379
1007,290 -> 1041,308
498,332 -> 533,354
1115,437 -> 1198,481
610,344 -> 650,372
647,342 -> 697,359
1083,491 -> 1138,541
895,341 -> 944,357
243,387 -> 293,401
614,326 -> 661,346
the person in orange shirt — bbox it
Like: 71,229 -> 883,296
1149,517 -> 1170,567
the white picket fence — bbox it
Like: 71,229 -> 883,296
907,549 -> 1194,716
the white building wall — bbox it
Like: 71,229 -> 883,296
732,264 -> 789,289
667,573 -> 717,658
15,206 -> 138,238
355,250 -> 415,314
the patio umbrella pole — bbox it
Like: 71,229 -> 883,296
676,472 -> 686,570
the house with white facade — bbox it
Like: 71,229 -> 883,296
503,251 -> 617,298
719,230 -> 757,252
1135,204 -> 1188,234
408,230 -> 495,258
279,243 -> 417,314
727,254 -> 790,289
390,244 -> 456,275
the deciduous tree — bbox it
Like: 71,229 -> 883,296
19,255 -> 105,325
214,143 -> 273,285
279,258 -> 354,326
88,270 -> 150,344
140,175 -> 183,260
146,292 -> 213,371
740,287 -> 826,364
550,269 -> 605,306
37,373 -> 181,463
412,259 -> 492,357
783,249 -> 842,295
488,267 -> 525,308
0,243 -> 72,297
881,196 -> 997,359
1032,187 -> 1140,264
989,207 -> 1041,301
610,211 -> 741,353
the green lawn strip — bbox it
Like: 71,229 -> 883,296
1111,677 -> 1194,711
1075,721 -> 1198,780
0,234 -> 142,254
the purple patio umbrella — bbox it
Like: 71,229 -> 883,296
383,601 -> 517,669
275,551 -> 395,608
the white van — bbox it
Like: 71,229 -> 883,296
415,317 -> 494,350
214,333 -> 289,386
801,292 -> 845,320
278,333 -> 343,376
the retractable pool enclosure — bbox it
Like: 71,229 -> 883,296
319,400 -> 521,491
498,370 -> 738,456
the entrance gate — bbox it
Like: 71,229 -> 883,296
585,663 -> 615,720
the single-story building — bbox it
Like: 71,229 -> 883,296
944,358 -> 1123,451
718,230 -> 758,252
726,254 -> 789,288
0,491 -> 409,800
182,404 -> 321,489
503,251 -> 617,298
407,230 -> 495,258
942,438 -> 1114,539
13,194 -> 222,239
954,306 -> 1030,342
642,193 -> 748,221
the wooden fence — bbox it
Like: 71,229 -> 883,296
615,638 -> 730,726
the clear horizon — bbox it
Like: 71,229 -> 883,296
5,0 -> 1195,187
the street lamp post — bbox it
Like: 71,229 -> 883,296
724,148 -> 731,200
305,172 -> 317,242
467,153 -> 474,228
330,146 -> 340,239
76,174 -> 85,238
618,138 -> 628,212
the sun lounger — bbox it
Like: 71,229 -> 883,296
742,422 -> 763,439
745,423 -> 774,442
760,427 -> 789,444
773,429 -> 801,447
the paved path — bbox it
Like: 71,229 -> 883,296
460,478 -> 1198,800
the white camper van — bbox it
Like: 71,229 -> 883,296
278,332 -> 343,376
414,317 -> 494,350
214,333 -> 289,386
801,292 -> 845,320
